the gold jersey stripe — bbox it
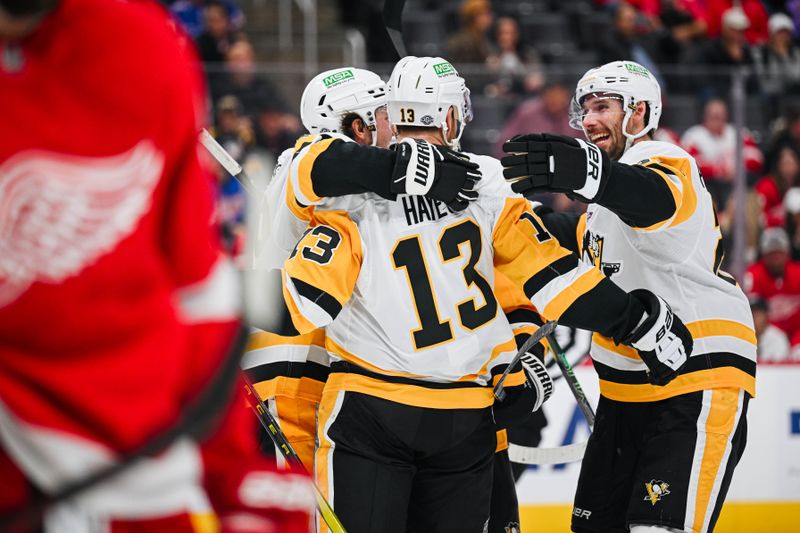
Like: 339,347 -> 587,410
283,278 -> 318,333
324,373 -> 495,409
326,336 -> 427,378
284,177 -> 314,221
599,367 -> 755,402
646,156 -> 697,229
246,329 -> 326,351
542,267 -> 605,320
686,319 -> 757,345
634,164 -> 683,232
253,376 -> 326,404
576,212 -> 587,253
592,318 -> 757,361
296,137 -> 336,205
496,428 -> 508,453
493,369 -> 527,388
459,337 -> 517,382
692,388 -> 742,533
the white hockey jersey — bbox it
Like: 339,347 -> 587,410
281,140 -> 636,410
581,140 -> 756,402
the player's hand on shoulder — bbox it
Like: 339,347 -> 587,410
624,289 -> 693,386
501,133 -> 610,203
391,138 -> 481,212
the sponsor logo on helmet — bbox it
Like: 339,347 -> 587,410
421,115 -> 434,125
433,62 -> 455,76
624,63 -> 651,77
644,480 -> 671,505
323,69 -> 354,87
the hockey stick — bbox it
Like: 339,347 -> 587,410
382,0 -> 408,58
507,332 -> 594,465
493,320 -> 557,401
547,332 -> 595,429
242,374 -> 348,533
199,129 -> 260,198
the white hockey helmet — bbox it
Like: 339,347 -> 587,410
386,56 -> 473,150
300,67 -> 387,144
569,60 -> 662,147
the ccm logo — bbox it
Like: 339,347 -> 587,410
573,507 -> 592,519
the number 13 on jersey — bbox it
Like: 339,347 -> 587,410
391,219 -> 498,350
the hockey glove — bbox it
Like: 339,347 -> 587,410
391,138 -> 482,212
624,289 -> 693,386
493,339 -> 553,427
520,347 -> 554,413
501,133 -> 610,202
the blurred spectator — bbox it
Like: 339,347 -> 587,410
485,17 -> 545,96
597,2 -> 664,84
170,0 -> 244,38
750,297 -> 791,361
493,83 -> 572,159
447,0 -> 494,64
693,7 -> 758,98
212,96 -> 253,258
784,187 -> 800,259
681,98 -> 764,209
752,13 -> 800,97
755,147 -> 800,228
213,39 -> 301,155
705,0 -> 768,45
744,227 -> 800,345
658,0 -> 708,47
195,0 -> 238,64
765,106 -> 800,171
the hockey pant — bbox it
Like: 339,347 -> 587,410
316,390 -> 495,533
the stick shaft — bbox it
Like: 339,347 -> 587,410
199,129 -> 259,198
546,333 -> 596,429
242,375 -> 348,533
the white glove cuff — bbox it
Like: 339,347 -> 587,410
401,138 -> 436,196
572,139 -> 604,201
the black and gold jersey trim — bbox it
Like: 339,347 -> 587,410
523,254 -> 579,298
594,353 -> 756,386
245,360 -> 330,384
290,276 -> 343,319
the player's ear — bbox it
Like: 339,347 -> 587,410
352,118 -> 369,144
445,106 -> 457,141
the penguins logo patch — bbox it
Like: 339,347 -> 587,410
644,480 -> 671,506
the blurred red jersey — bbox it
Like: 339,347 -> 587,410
0,0 -> 233,450
0,2 -> 313,531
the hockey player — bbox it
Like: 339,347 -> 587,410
246,67 -> 393,471
501,60 -> 755,533
281,56 -> 692,533
0,1 -> 313,531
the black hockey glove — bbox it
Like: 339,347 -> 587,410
391,138 -> 482,212
493,337 -> 553,427
623,289 -> 693,386
501,133 -> 610,202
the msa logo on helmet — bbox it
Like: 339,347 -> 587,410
433,62 -> 455,76
421,115 -> 435,125
624,63 -> 651,77
322,69 -> 354,87
644,480 -> 671,505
